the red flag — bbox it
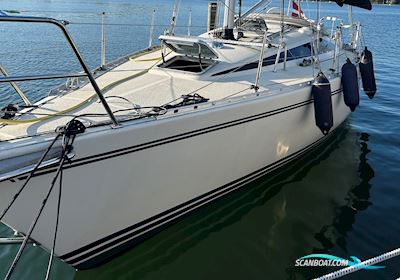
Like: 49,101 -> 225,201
291,1 -> 305,18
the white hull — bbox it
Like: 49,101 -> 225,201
0,6 -> 370,270
0,77 -> 350,269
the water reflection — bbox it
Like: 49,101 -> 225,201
293,132 -> 375,279
77,124 -> 370,280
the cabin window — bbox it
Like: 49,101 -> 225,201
211,43 -> 314,76
288,43 -> 312,59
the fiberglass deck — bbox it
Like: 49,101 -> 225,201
0,48 -> 316,141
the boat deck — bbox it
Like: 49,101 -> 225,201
0,47 -> 320,142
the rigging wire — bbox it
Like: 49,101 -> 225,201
315,0 -> 322,72
237,1 -> 272,32
3,120 -> 84,280
44,137 -> 65,280
2,9 -> 106,14
67,21 -> 206,28
305,0 -> 311,20
169,0 -> 181,35
0,134 -> 62,221
308,17 -> 316,77
280,0 -> 285,40
0,45 -> 69,56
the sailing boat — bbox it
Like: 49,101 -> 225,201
0,0 -> 376,272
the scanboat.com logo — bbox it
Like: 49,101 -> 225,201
295,254 -> 385,270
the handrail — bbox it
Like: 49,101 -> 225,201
0,14 -> 119,126
0,64 -> 32,106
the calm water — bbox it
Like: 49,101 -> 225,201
0,1 -> 399,279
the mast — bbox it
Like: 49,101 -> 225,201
238,0 -> 242,27
298,0 -> 301,18
223,0 -> 236,40
348,5 -> 354,47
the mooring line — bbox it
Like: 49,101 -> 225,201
314,248 -> 400,280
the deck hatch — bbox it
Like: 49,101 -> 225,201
159,36 -> 218,59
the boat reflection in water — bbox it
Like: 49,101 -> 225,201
76,124 -> 375,280
291,132 -> 375,279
